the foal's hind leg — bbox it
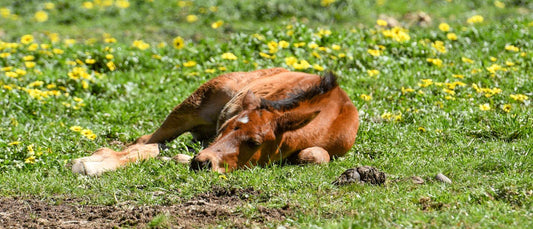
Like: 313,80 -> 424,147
288,147 -> 331,164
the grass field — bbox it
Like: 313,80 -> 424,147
1,0 -> 532,228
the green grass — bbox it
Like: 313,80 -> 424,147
1,0 -> 532,228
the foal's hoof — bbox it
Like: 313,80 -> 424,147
71,148 -> 118,176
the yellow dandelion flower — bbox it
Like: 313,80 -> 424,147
23,55 -> 35,61
418,79 -> 434,87
502,104 -> 511,113
25,155 -> 36,164
107,61 -> 116,71
1,8 -> 11,18
308,43 -> 319,49
461,57 -> 474,64
28,81 -> 44,87
427,58 -> 443,67
313,64 -> 324,71
285,56 -> 298,66
8,141 -> 21,146
321,0 -> 337,7
252,34 -> 265,41
24,62 -> 36,68
479,103 -> 491,111
1,66 -> 13,71
279,40 -> 290,48
70,126 -> 82,132
360,94 -> 372,101
259,52 -> 274,59
439,23 -> 450,32
494,1 -> 505,8
447,33 -> 458,41
467,15 -> 484,24
211,20 -> 224,29
115,0 -> 130,8
104,37 -> 117,43
381,112 -> 393,121
5,71 -> 18,78
82,81 -> 89,89
53,48 -> 64,54
183,60 -> 197,67
82,1 -> 94,9
367,49 -> 382,57
510,94 -> 529,102
186,14 -> 198,23
382,27 -> 411,42
293,42 -> 306,48
86,133 -> 97,140
34,11 -> 48,22
486,64 -> 502,74
48,33 -> 60,43
268,41 -> 278,53
401,87 -> 415,94
132,40 -> 150,50
292,60 -> 310,70
505,45 -> 519,52
431,41 -> 447,53
21,34 -> 34,44
16,69 -> 27,76
442,88 -> 455,95
28,43 -> 39,51
312,51 -> 321,59
367,69 -> 380,77
221,52 -> 237,60
64,39 -> 76,46
452,74 -> 464,79
418,127 -> 426,132
376,19 -> 388,27
173,36 -> 185,49
85,58 -> 96,64
331,44 -> 341,50
0,53 -> 11,58
44,2 -> 55,10
80,129 -> 93,136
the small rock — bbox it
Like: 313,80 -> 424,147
435,173 -> 452,184
333,166 -> 386,186
357,166 -> 386,185
411,176 -> 425,184
332,168 -> 360,186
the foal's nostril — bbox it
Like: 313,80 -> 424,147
190,156 -> 212,171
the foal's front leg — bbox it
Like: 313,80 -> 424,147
71,144 -> 160,176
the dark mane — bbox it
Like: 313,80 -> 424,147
260,71 -> 338,111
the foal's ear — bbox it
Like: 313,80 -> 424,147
275,110 -> 320,134
242,90 -> 261,110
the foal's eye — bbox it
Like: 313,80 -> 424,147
245,139 -> 261,148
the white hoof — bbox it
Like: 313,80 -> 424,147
71,148 -> 118,176
72,160 -> 119,176
173,154 -> 192,164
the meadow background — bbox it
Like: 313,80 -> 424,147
0,0 -> 532,227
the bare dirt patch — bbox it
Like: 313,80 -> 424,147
0,187 -> 292,228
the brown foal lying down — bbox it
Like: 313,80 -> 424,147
72,68 -> 359,175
